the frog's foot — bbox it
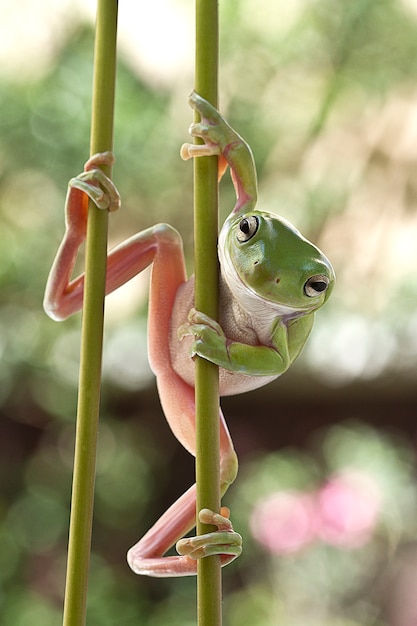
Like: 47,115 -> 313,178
69,151 -> 120,212
180,90 -> 242,165
178,308 -> 229,367
176,508 -> 242,564
182,92 -> 257,214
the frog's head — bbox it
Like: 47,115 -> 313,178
218,210 -> 335,315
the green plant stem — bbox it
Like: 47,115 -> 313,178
194,1 -> 221,625
62,2 -> 118,625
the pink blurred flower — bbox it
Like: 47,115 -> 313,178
250,491 -> 317,554
250,470 -> 381,556
316,470 -> 381,548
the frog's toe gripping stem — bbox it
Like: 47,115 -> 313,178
180,142 -> 229,184
84,150 -> 115,171
69,153 -> 120,213
180,142 -> 221,160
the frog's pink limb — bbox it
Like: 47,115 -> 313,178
44,152 -> 120,320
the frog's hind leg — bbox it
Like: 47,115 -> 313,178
127,229 -> 239,577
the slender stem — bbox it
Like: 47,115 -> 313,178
194,1 -> 221,625
62,2 -> 118,625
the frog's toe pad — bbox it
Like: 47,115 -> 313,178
180,142 -> 221,161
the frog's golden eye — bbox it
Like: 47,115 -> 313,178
236,216 -> 259,242
304,275 -> 330,297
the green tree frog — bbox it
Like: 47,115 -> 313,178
44,92 -> 335,577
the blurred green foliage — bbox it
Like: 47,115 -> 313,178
1,0 -> 417,623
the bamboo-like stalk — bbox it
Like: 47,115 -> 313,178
62,2 -> 118,625
193,1 -> 222,624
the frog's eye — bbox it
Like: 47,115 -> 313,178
304,275 -> 330,297
236,216 -> 259,242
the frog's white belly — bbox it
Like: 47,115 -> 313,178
169,277 -> 280,397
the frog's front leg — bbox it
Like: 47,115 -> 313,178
180,308 -> 292,377
181,91 -> 258,214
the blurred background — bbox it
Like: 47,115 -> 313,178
1,0 -> 417,624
